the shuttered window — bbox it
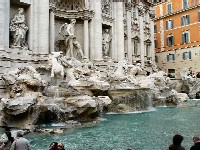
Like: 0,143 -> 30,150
166,20 -> 174,30
167,35 -> 174,46
181,15 -> 190,26
167,54 -> 175,61
183,0 -> 188,9
183,51 -> 192,60
182,31 -> 190,44
198,11 -> 200,22
167,4 -> 172,14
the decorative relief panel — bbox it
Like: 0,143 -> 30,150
144,22 -> 150,35
131,18 -> 139,32
125,2 -> 132,11
137,5 -> 145,16
50,0 -> 94,20
101,1 -> 113,25
102,2 -> 112,15
50,0 -> 86,11
149,8 -> 155,19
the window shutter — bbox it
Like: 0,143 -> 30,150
169,4 -> 172,13
154,40 -> 157,48
167,37 -> 169,46
172,36 -> 174,45
167,55 -> 169,61
171,20 -> 174,29
173,54 -> 175,60
181,16 -> 184,26
187,15 -> 190,24
154,24 -> 157,33
186,33 -> 189,43
183,52 -> 186,60
182,33 -> 185,43
189,51 -> 192,59
198,11 -> 200,22
166,21 -> 168,30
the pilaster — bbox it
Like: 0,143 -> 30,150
38,0 -> 49,54
125,2 -> 132,64
149,8 -> 155,63
113,2 -> 125,62
138,4 -> 145,67
83,19 -> 89,58
50,11 -> 55,53
89,0 -> 102,61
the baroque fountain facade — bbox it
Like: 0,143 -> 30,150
0,0 -> 196,129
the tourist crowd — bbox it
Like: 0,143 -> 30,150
0,127 -> 199,150
0,127 -> 66,150
168,134 -> 200,150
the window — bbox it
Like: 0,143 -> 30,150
144,39 -> 151,57
155,55 -> 158,63
154,39 -> 157,48
145,44 -> 151,56
132,6 -> 136,18
167,54 -> 175,61
182,0 -> 188,9
132,36 -> 140,56
167,34 -> 174,46
167,3 -> 172,14
183,51 -> 192,59
144,12 -> 148,22
198,11 -> 200,22
182,31 -> 190,44
134,41 -> 138,55
168,69 -> 175,78
166,20 -> 174,30
181,15 -> 190,26
154,24 -> 157,33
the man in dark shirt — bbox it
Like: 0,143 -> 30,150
190,136 -> 200,150
169,134 -> 185,150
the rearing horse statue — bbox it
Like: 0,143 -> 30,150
48,52 -> 64,78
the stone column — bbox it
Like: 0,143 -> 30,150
31,0 -> 39,52
37,0 -> 49,54
83,0 -> 90,58
113,2 -> 125,61
138,5 -> 145,68
83,19 -> 89,58
112,3 -> 118,61
0,0 -> 10,50
89,0 -> 102,60
150,17 -> 155,63
49,11 -> 55,53
126,2 -> 132,64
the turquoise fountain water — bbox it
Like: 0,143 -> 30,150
25,106 -> 200,150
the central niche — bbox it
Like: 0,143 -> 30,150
54,17 -> 84,54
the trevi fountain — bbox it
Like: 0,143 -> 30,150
0,0 -> 200,149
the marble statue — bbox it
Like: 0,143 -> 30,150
110,60 -> 128,81
102,29 -> 112,57
10,8 -> 28,49
48,52 -> 64,78
59,19 -> 84,60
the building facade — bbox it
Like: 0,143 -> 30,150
154,0 -> 200,78
0,0 -> 154,96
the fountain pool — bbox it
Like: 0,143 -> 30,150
24,106 -> 200,150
